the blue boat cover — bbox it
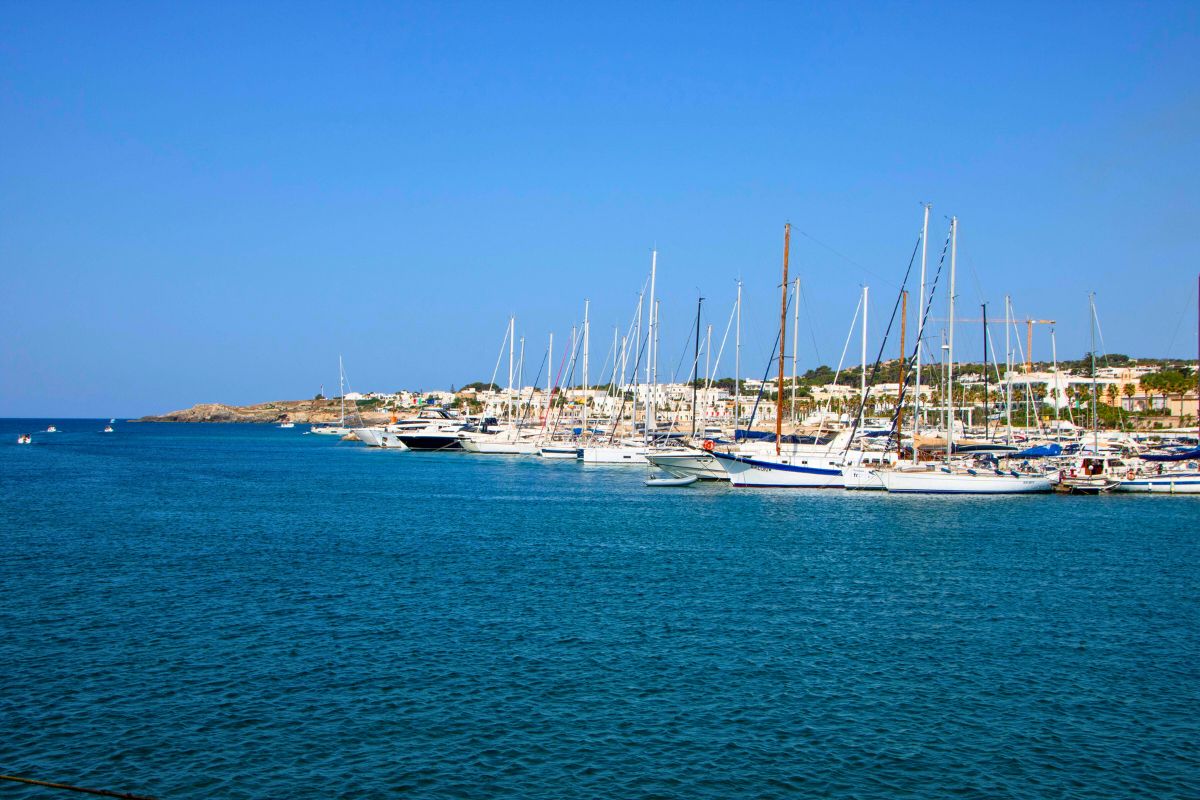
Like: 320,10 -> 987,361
1011,443 -> 1063,458
1141,447 -> 1200,462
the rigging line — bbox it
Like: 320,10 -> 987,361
670,305 -> 701,385
744,318 -> 785,437
831,294 -> 863,386
798,279 -> 822,365
883,224 -> 954,448
514,350 -> 549,432
1160,279 -> 1197,356
706,294 -> 739,392
487,318 -> 511,393
796,230 -> 903,290
606,314 -> 652,444
840,233 -> 922,455
1090,299 -> 1133,433
1005,303 -> 1045,435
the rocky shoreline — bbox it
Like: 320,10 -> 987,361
135,399 -> 391,425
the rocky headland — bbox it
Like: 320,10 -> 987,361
135,399 -> 392,424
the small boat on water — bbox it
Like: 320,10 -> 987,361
645,475 -> 698,487
278,421 -> 295,428
45,425 -> 57,433
17,434 -> 32,444
102,425 -> 114,433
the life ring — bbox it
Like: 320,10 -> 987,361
1069,468 -> 1076,478
702,439 -> 715,451
1126,470 -> 1135,480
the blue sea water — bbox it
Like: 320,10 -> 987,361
1,420 -> 1197,799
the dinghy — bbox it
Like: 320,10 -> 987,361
645,475 -> 698,487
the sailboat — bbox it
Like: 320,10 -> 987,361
875,217 -> 1052,494
581,250 -> 659,465
461,318 -> 540,455
310,356 -> 353,436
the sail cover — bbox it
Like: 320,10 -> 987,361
1011,443 -> 1063,458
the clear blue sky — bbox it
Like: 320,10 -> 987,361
2,2 -> 1198,417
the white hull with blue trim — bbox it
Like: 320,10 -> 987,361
711,450 -> 847,488
1115,472 -> 1200,493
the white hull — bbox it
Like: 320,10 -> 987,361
539,446 -> 580,459
877,468 -> 1053,494
278,422 -> 295,428
352,428 -> 410,449
842,465 -> 885,490
309,425 -> 352,436
580,445 -> 650,465
1115,472 -> 1200,494
461,438 -> 539,455
645,450 -> 727,481
712,451 -> 845,488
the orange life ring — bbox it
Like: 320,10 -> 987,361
1127,470 -> 1135,480
702,439 -> 715,451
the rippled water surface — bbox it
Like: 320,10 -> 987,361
1,421 -> 1197,798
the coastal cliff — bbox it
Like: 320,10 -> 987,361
135,399 -> 391,424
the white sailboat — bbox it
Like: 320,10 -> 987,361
875,217 -> 1052,494
310,356 -> 353,436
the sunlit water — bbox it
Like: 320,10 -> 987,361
1,420 -> 1197,798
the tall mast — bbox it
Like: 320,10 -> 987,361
1090,292 -> 1099,451
692,294 -> 702,438
913,203 -> 931,463
982,303 -> 989,440
633,290 -> 642,440
704,322 -> 712,426
735,279 -> 742,433
791,277 -> 800,423
508,316 -> 515,421
548,332 -> 554,424
897,292 -> 907,460
1051,326 -> 1060,434
582,299 -> 590,395
946,216 -> 957,462
338,354 -> 345,425
776,223 -> 790,455
1004,295 -> 1013,443
653,299 -> 661,437
646,250 -> 657,443
860,285 -> 869,428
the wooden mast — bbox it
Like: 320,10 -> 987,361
897,291 -> 907,460
776,223 -> 790,455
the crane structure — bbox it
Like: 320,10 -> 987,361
930,316 -> 1055,373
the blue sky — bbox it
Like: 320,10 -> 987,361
2,2 -> 1198,416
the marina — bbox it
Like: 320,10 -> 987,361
2,419 -> 1197,798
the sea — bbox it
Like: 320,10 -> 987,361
1,419 -> 1197,799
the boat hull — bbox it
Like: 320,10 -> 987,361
461,438 -> 538,455
711,451 -> 845,488
1115,473 -> 1200,493
396,434 -> 464,451
539,446 -> 580,459
877,469 -> 1053,494
580,446 -> 649,465
645,451 -> 727,481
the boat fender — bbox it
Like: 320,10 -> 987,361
702,439 -> 715,451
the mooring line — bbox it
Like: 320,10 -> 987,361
0,774 -> 157,800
